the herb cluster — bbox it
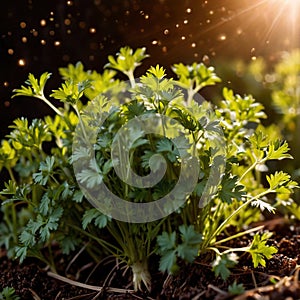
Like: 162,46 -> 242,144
0,47 -> 298,292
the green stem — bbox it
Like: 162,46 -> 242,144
204,189 -> 272,248
11,204 -> 18,243
6,166 -> 16,182
47,242 -> 57,272
68,224 -> 122,255
73,104 -> 89,143
37,95 -> 64,117
126,70 -> 136,88
213,225 -> 264,246
238,158 -> 266,184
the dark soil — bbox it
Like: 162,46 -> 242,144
0,219 -> 300,300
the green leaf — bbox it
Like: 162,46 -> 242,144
15,246 -> 27,263
39,193 -> 51,216
59,61 -> 87,82
0,287 -> 20,300
105,46 -> 149,74
72,190 -> 84,203
26,216 -> 44,235
228,281 -> 245,295
267,140 -> 293,160
12,72 -> 51,98
266,171 -> 291,190
157,231 -> 176,252
38,207 -> 63,242
179,225 -> 202,245
212,253 -> 238,280
59,236 -> 81,255
94,214 -> 110,229
176,244 -> 198,263
219,175 -> 245,204
158,250 -> 177,273
19,230 -> 36,247
146,65 -> 166,80
51,80 -> 91,105
172,62 -> 221,91
156,137 -> 179,163
33,156 -> 55,185
77,161 -> 103,189
248,232 -> 277,268
82,208 -> 108,229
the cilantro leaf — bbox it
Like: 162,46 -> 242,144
82,208 -> 109,229
212,253 -> 238,280
219,175 -> 245,204
248,233 -> 277,268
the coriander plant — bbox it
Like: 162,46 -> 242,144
0,47 -> 297,292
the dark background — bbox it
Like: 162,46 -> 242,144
0,0 -> 299,138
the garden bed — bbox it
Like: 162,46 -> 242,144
1,219 -> 299,300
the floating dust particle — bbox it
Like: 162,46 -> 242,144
8,49 -> 14,55
3,82 -> 9,87
164,29 -> 169,35
54,41 -> 61,46
89,27 -> 96,33
18,59 -> 26,67
218,34 -> 227,41
202,55 -> 210,64
40,39 -> 46,45
186,8 -> 192,13
21,37 -> 27,43
64,19 -> 71,25
181,36 -> 186,40
30,29 -> 38,36
191,42 -> 196,48
40,19 -> 46,26
20,22 -> 26,28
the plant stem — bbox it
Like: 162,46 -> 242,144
238,158 -> 266,184
214,225 -> 264,246
204,189 -> 272,248
6,166 -> 16,182
126,70 -> 136,88
37,95 -> 64,117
